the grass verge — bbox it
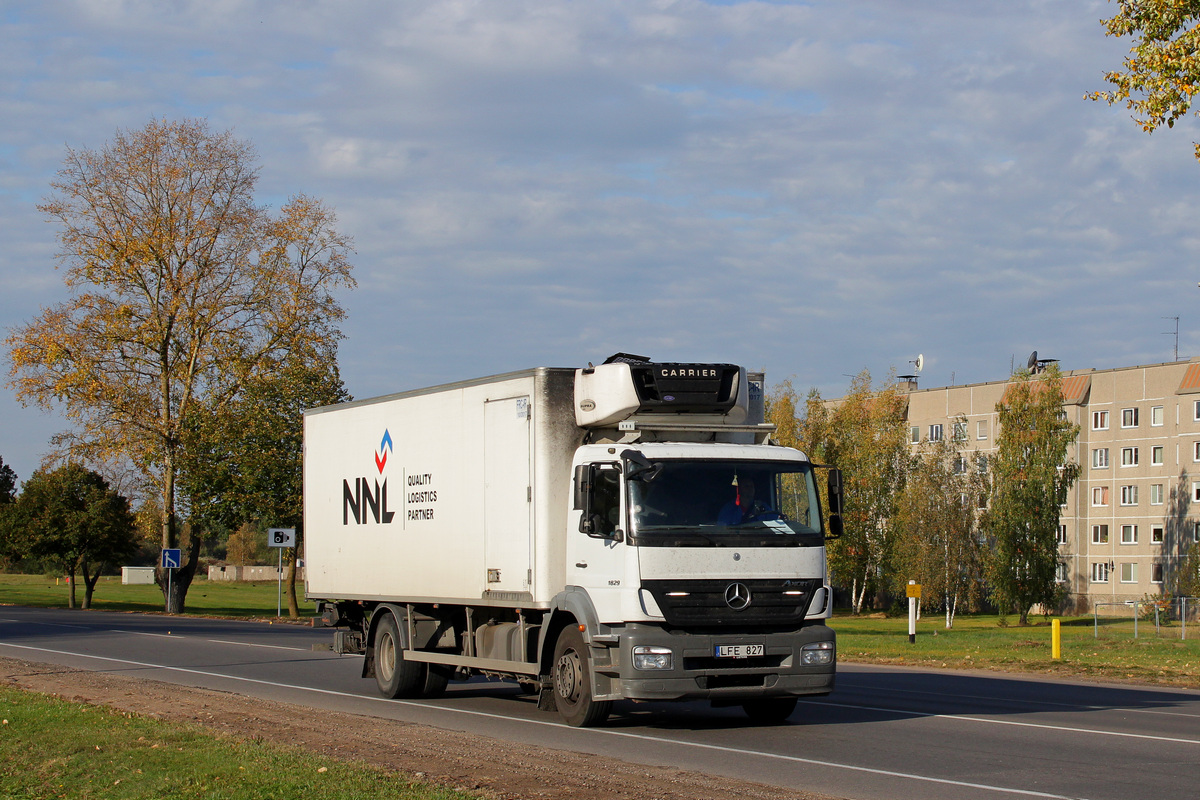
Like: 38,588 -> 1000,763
833,612 -> 1200,688
0,686 -> 473,800
0,574 -> 317,620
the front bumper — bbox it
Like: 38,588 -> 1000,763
590,623 -> 836,702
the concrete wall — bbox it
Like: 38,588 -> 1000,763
207,565 -> 305,582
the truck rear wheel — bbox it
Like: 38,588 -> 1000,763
552,626 -> 611,727
374,612 -> 422,698
741,697 -> 797,724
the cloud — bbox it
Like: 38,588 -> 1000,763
1,0 -> 1198,481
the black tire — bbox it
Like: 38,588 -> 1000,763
374,612 -> 422,698
419,663 -> 451,698
552,626 -> 612,727
741,697 -> 798,724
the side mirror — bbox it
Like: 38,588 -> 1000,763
826,467 -> 844,539
574,464 -> 595,534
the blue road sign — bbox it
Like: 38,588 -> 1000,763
161,548 -> 182,569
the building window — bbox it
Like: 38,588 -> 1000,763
953,421 -> 967,442
910,426 -> 920,444
1152,446 -> 1164,466
1193,482 -> 1200,503
1195,521 -> 1200,543
1150,484 -> 1164,505
1092,524 -> 1109,544
1152,563 -> 1164,583
1092,410 -> 1109,430
1055,562 -> 1069,583
1121,447 -> 1139,467
1092,486 -> 1109,507
977,420 -> 988,440
1122,408 -> 1139,428
1057,524 -> 1068,544
1120,485 -> 1138,506
1195,399 -> 1200,421
1120,563 -> 1138,583
929,424 -> 943,442
1194,441 -> 1200,462
1151,405 -> 1164,427
1091,562 -> 1110,583
1092,448 -> 1109,469
953,456 -> 967,474
1152,525 -> 1164,543
1121,524 -> 1138,544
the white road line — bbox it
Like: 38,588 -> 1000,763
0,640 -> 1092,800
809,698 -> 1200,745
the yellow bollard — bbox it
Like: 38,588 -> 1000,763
1052,618 -> 1061,660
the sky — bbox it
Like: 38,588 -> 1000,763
2,0 -> 1199,485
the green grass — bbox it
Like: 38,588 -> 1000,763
0,686 -> 473,800
833,612 -> 1200,687
0,574 -> 318,620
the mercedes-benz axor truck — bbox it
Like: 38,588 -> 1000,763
304,354 -> 843,726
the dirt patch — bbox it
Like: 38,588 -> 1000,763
0,655 -> 836,800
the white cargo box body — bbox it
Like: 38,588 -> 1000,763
304,368 -> 581,607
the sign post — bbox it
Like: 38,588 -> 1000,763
906,580 -> 922,644
267,528 -> 296,617
161,548 -> 182,611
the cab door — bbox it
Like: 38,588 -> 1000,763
566,462 -> 627,622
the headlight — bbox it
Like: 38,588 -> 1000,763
801,641 -> 835,666
632,645 -> 673,670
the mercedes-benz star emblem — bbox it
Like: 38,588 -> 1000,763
724,582 -> 751,611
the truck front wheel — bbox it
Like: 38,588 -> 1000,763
552,626 -> 611,727
374,612 -> 423,698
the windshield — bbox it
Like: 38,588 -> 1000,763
628,459 -> 822,545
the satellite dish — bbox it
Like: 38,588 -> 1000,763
915,354 -> 924,373
1027,350 -> 1038,371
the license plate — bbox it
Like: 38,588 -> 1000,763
714,643 -> 764,659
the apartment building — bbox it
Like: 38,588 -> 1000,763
901,359 -> 1200,610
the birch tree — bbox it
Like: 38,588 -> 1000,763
891,420 -> 986,628
6,118 -> 355,613
984,366 -> 1080,625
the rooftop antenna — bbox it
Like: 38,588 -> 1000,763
1163,316 -> 1180,361
898,354 -> 924,390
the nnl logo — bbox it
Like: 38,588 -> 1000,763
343,430 -> 396,525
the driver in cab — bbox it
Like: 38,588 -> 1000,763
717,478 -> 779,525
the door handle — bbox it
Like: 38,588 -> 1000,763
575,562 -> 588,568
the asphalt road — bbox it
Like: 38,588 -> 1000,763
1,606 -> 1197,800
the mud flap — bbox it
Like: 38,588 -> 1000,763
536,676 -> 558,712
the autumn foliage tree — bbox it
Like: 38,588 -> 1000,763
984,367 -> 1080,625
1090,2 -> 1200,162
891,420 -> 986,628
802,371 -> 910,613
6,118 -> 354,613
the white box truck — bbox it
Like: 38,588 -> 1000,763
304,354 -> 843,726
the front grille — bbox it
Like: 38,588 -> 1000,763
642,578 -> 821,627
